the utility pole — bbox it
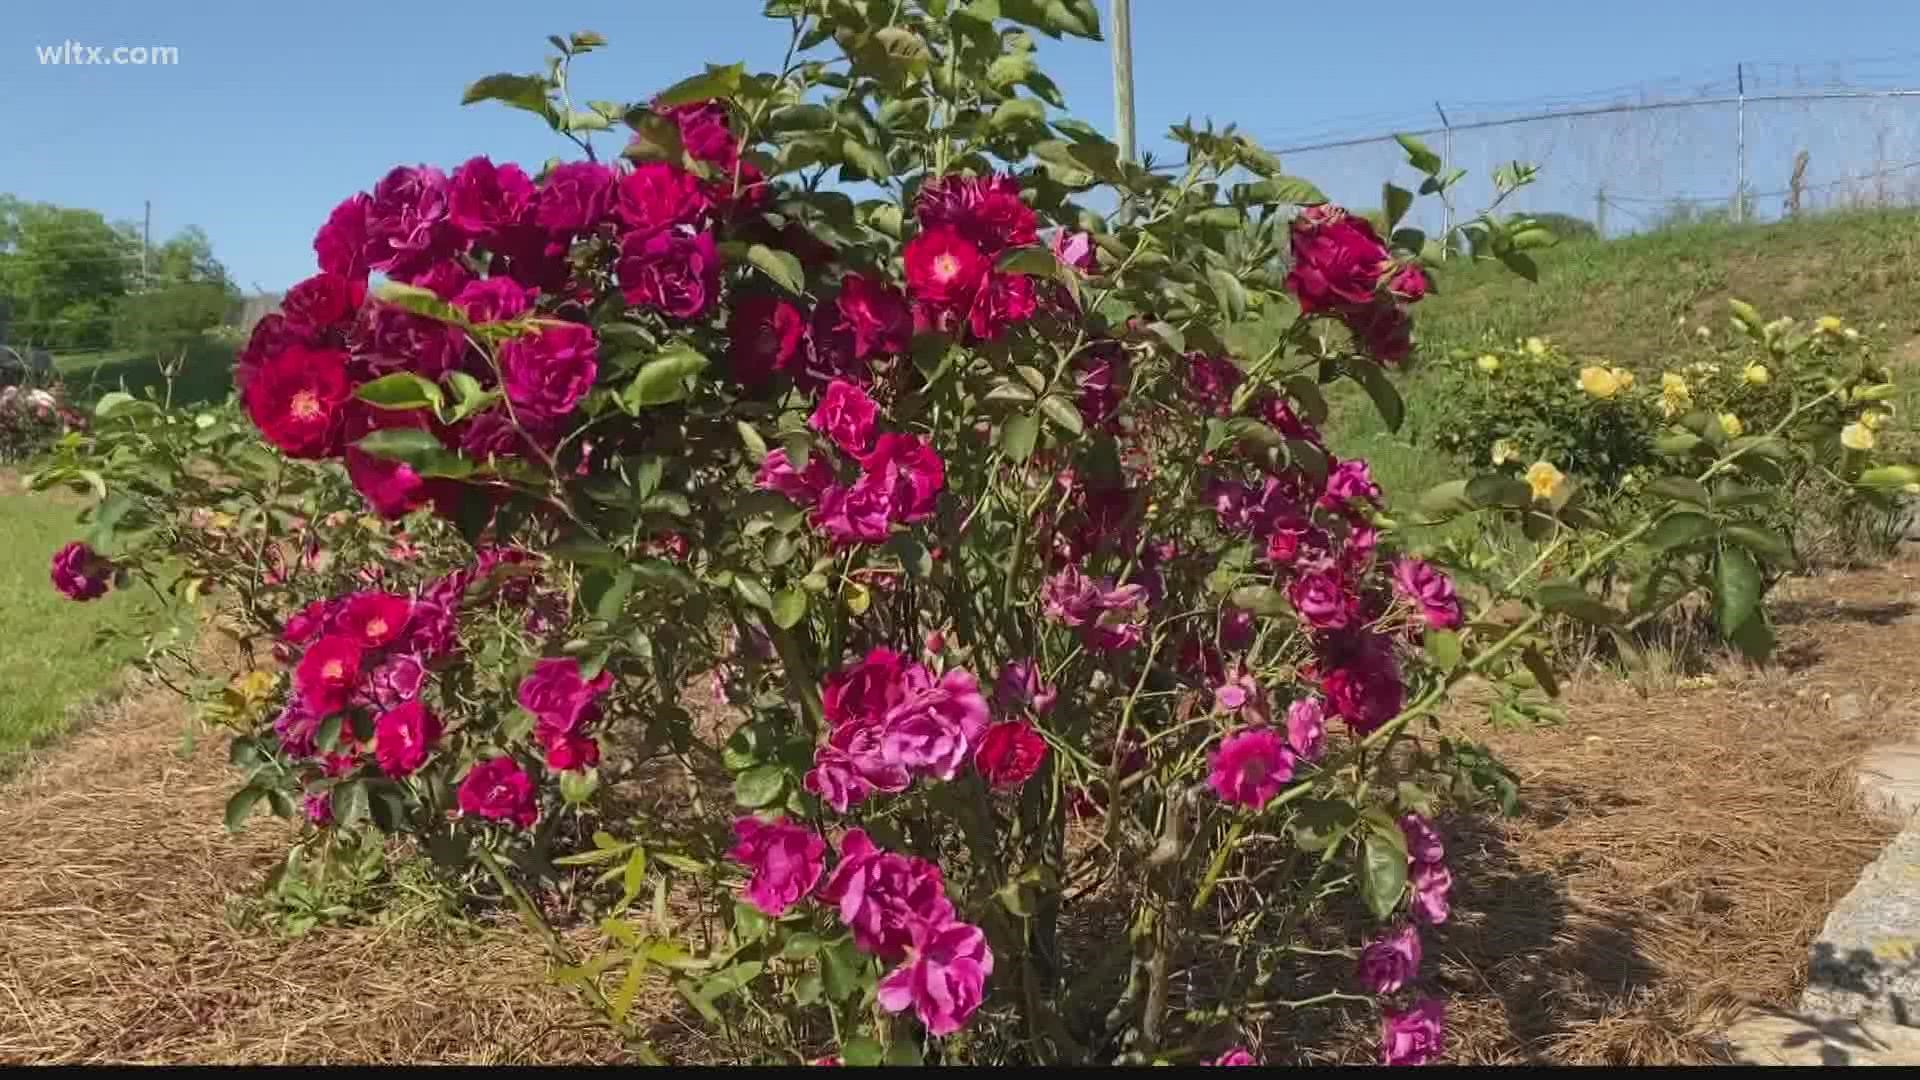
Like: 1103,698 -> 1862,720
1110,0 -> 1135,164
1595,185 -> 1607,238
141,199 -> 151,289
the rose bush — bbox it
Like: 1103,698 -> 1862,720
0,378 -> 85,463
28,2 -> 1918,1066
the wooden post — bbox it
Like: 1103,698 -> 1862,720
1111,0 -> 1135,164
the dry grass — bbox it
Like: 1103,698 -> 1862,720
1382,556 -> 1920,1064
0,675 -> 621,1064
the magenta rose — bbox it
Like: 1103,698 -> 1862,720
1051,228 -> 1097,271
1286,697 -> 1327,761
1207,726 -> 1294,808
362,164 -> 452,280
314,192 -> 371,278
615,161 -> 709,237
338,590 -> 412,648
1399,813 -> 1445,864
517,655 -> 614,733
1183,353 -> 1245,414
903,225 -> 988,311
1357,924 -> 1422,995
966,271 -> 1037,342
875,913 -> 995,1036
727,815 -> 828,917
1205,1048 -> 1258,1067
819,828 -> 952,960
857,433 -> 944,525
448,156 -> 535,240
373,699 -> 442,778
281,271 -> 366,333
543,733 -> 600,772
1320,458 -> 1382,512
294,634 -> 365,717
617,229 -> 720,320
879,665 -> 991,782
1320,650 -> 1405,735
915,173 -> 1036,254
499,322 -> 599,425
357,305 -> 468,380
244,345 -> 352,459
755,447 -> 835,507
835,273 -> 912,359
50,541 -> 112,602
811,482 -> 893,546
1410,860 -> 1453,925
1392,557 -> 1463,630
1346,300 -> 1414,366
974,719 -> 1048,790
534,160 -> 617,236
365,652 -> 428,710
457,755 -> 538,829
1288,570 -> 1356,630
809,379 -> 879,456
1284,204 -> 1390,314
1381,999 -> 1446,1066
1389,263 -> 1429,302
453,277 -> 533,324
993,658 -> 1057,716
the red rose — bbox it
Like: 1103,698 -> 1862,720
835,273 -> 912,359
974,719 -> 1048,790
294,634 -> 365,717
373,699 -> 443,778
281,271 -> 367,333
314,192 -> 370,279
1344,300 -> 1413,366
458,755 -> 539,828
966,271 -> 1036,342
916,174 -> 1037,254
448,156 -> 535,240
244,345 -> 353,458
905,226 -> 988,307
809,378 -> 879,456
535,160 -> 618,237
616,162 -> 710,237
363,164 -> 452,280
617,229 -> 720,320
1283,206 -> 1390,314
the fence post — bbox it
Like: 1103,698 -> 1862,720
1734,62 -> 1747,224
1595,185 -> 1607,238
1434,100 -> 1453,257
1110,0 -> 1136,165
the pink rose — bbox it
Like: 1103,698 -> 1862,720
1288,570 -> 1356,630
1050,228 -> 1096,271
453,277 -> 533,324
857,433 -> 944,525
1380,998 -> 1446,1066
1356,924 -> 1422,995
1207,726 -> 1294,808
875,913 -> 994,1036
338,590 -> 412,648
49,541 -> 112,602
1283,204 -> 1389,314
819,828 -> 950,960
809,379 -> 879,456
617,229 -> 720,320
728,815 -> 828,917
1286,697 -> 1326,761
517,656 -> 614,733
1205,1048 -> 1258,1066
534,160 -> 617,236
755,448 -> 835,508
1392,557 -> 1463,630
499,322 -> 598,425
448,156 -> 535,240
294,634 -> 365,717
1410,860 -> 1452,926
615,161 -> 709,237
880,666 -> 991,782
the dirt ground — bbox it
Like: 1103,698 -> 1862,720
2,557 -> 1917,1064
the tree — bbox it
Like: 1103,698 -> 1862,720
112,281 -> 232,361
0,199 -> 139,349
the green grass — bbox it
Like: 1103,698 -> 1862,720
54,338 -> 238,409
0,482 -> 168,770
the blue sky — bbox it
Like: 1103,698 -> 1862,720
7,0 -> 1920,292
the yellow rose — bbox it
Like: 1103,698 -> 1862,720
1578,366 -> 1621,399
1844,328 -> 1861,341
1841,423 -> 1876,451
1816,315 -> 1843,333
1525,336 -> 1548,357
1863,410 -> 1890,432
1695,325 -> 1712,341
1490,438 -> 1517,466
1659,372 -> 1692,418
1613,368 -> 1635,391
1743,364 -> 1770,386
1525,460 -> 1567,503
1476,354 -> 1501,374
1718,412 -> 1744,438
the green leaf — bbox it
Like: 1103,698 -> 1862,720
1497,250 -> 1539,282
1395,133 -> 1443,175
1284,375 -> 1329,424
1383,183 -> 1414,230
1465,475 -> 1532,509
1360,827 -> 1409,921
445,371 -> 500,422
224,786 -> 266,833
331,780 -> 370,828
355,372 -> 444,412
1205,267 -> 1247,322
93,390 -> 137,418
1646,511 -> 1716,552
990,97 -> 1048,131
1647,476 -> 1712,508
1230,585 -> 1289,617
373,280 -> 465,325
1509,227 -> 1558,251
1712,545 -> 1763,636
1728,611 -> 1776,660
654,63 -> 745,108
842,1039 -> 885,1067
1859,465 -> 1920,491
625,346 -> 709,408
1722,524 -> 1793,564
1417,479 -> 1474,518
1424,630 -> 1462,673
821,938 -> 868,1002
364,779 -> 412,833
1237,176 -> 1327,206
746,244 -> 805,294
1535,583 -> 1620,626
734,765 -> 786,808
731,574 -> 775,611
353,428 -> 473,480
995,245 -> 1058,276
840,137 -> 890,181
583,568 -> 634,622
771,587 -> 808,630
1038,396 -> 1084,438
1002,413 -> 1040,462
1291,799 -> 1357,852
462,73 -> 552,116
1351,360 -> 1405,433
1653,431 -> 1705,456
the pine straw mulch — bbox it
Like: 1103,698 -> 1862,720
4,558 -> 1919,1064
0,676 -> 620,1065
1359,553 -> 1920,1065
